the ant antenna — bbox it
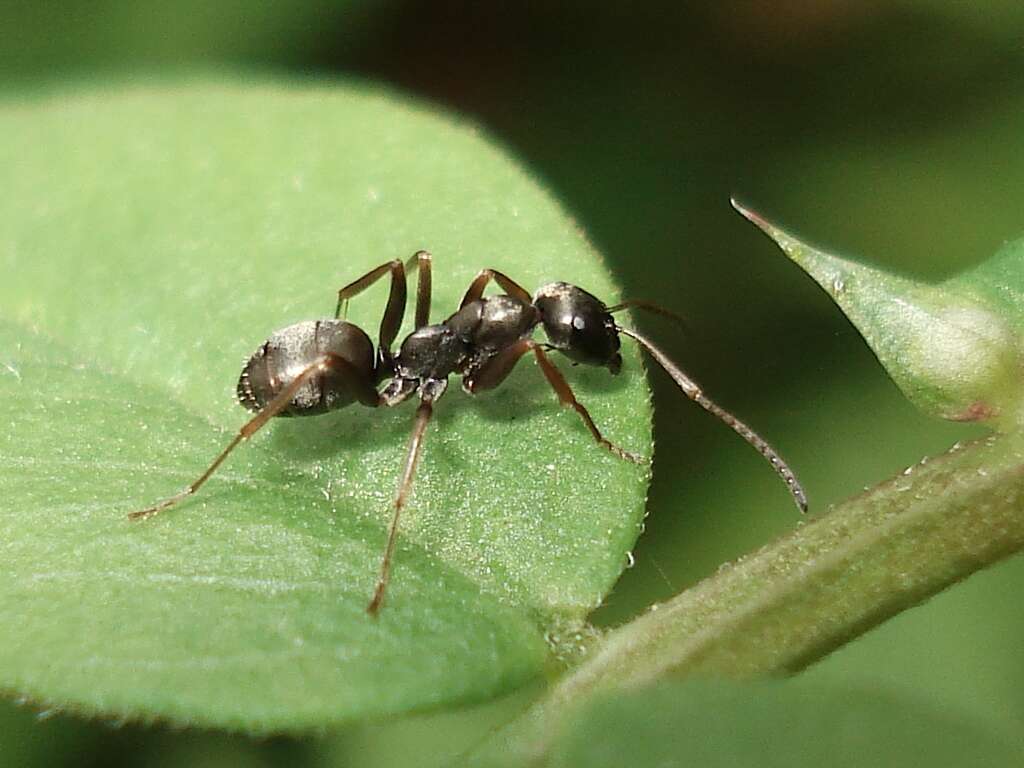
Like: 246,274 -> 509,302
617,326 -> 808,513
367,395 -> 435,615
606,299 -> 689,334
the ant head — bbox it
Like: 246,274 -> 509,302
534,282 -> 622,374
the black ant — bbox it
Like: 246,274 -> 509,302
129,252 -> 807,615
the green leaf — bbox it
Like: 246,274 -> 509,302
0,2 -> 377,77
546,681 -> 1024,768
732,199 -> 1024,429
0,81 -> 651,730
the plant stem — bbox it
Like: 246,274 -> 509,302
473,431 -> 1024,765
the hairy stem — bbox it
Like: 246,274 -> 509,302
474,431 -> 1024,765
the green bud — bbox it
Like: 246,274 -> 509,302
734,199 -> 1023,430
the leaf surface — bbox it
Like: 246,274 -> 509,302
0,82 -> 651,730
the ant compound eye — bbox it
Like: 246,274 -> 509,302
534,282 -> 621,371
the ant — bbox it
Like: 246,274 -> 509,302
129,251 -> 807,615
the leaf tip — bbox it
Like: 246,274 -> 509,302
731,197 -> 821,272
730,196 -> 766,231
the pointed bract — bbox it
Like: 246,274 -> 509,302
733,199 -> 1023,430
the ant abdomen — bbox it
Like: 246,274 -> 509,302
236,320 -> 376,416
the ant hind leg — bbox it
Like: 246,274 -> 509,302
334,260 -> 408,355
129,354 -> 374,521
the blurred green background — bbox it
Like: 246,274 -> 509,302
4,2 -> 1024,766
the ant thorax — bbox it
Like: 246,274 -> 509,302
454,295 -> 540,353
392,323 -> 470,382
394,295 -> 540,384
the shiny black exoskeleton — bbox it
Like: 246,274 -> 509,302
236,271 -> 623,419
384,281 -> 623,408
130,252 -> 807,616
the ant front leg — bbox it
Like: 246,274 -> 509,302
129,355 -> 379,521
459,268 -> 532,308
464,339 -> 643,463
334,259 -> 408,355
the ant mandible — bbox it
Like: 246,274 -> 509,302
129,251 -> 807,615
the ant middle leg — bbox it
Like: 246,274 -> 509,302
464,339 -> 644,463
129,354 -> 380,521
334,259 -> 408,354
459,268 -> 532,308
405,250 -> 432,329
